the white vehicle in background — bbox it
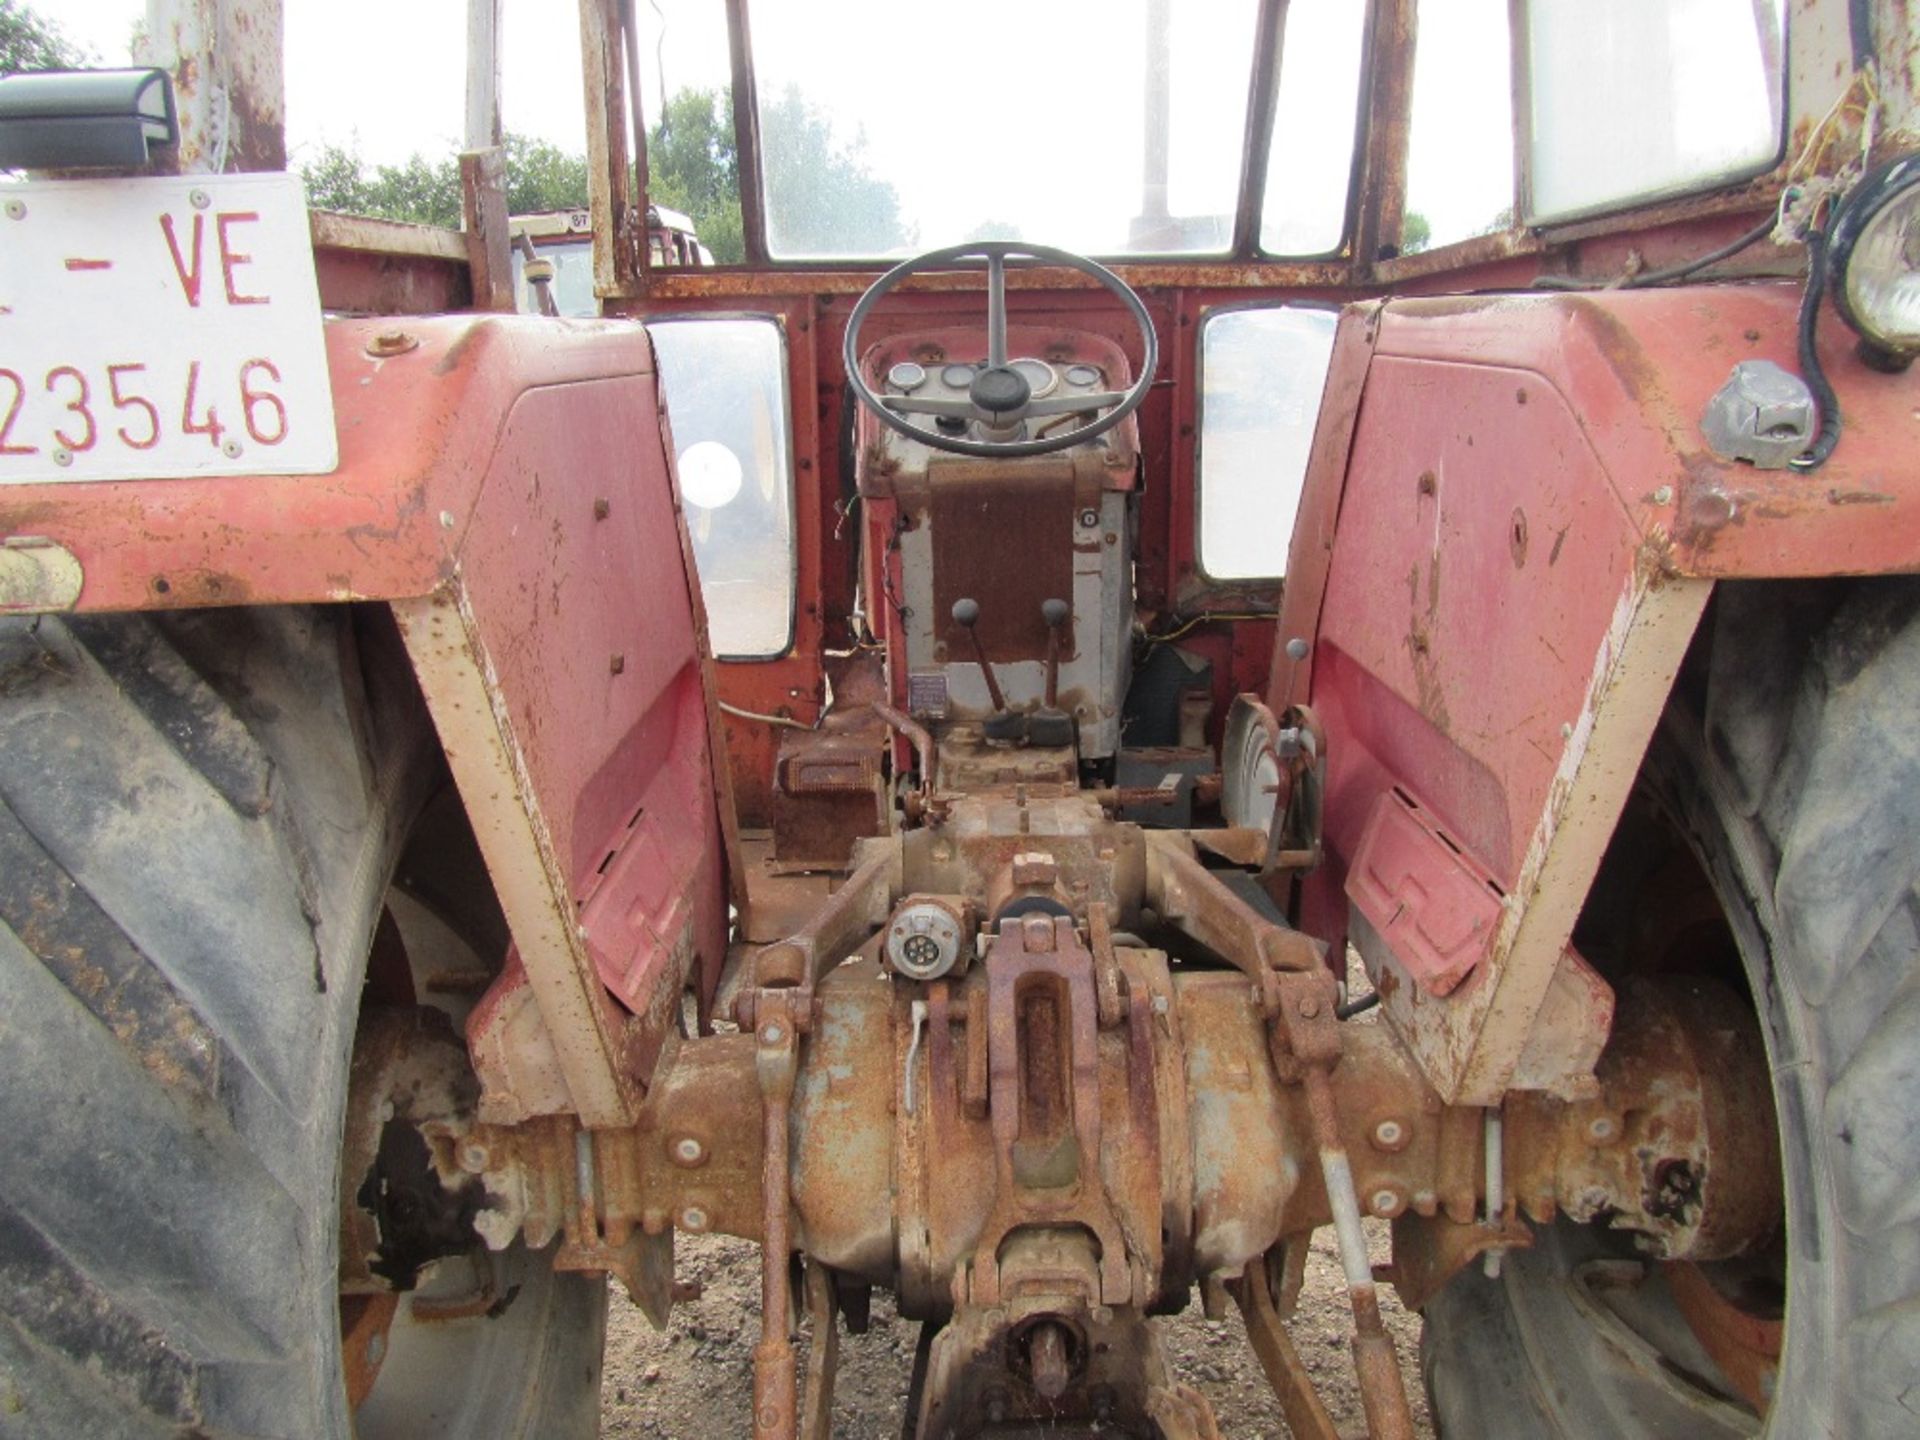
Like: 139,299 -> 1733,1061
510,203 -> 708,317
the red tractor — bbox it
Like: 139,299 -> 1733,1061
0,2 -> 1915,1436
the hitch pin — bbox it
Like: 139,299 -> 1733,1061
905,999 -> 928,1114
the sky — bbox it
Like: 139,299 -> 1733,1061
48,1 -> 1779,257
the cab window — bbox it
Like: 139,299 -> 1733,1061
1523,0 -> 1786,222
1197,305 -> 1339,581
645,317 -> 796,659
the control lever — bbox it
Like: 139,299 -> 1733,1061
1028,597 -> 1076,748
952,597 -> 1027,743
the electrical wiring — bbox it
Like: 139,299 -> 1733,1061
1137,611 -> 1275,647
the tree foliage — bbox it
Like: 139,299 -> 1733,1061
647,86 -> 911,261
759,85 -> 910,257
0,0 -> 88,75
647,88 -> 745,262
298,86 -> 907,264
1400,211 -> 1431,256
300,134 -> 589,230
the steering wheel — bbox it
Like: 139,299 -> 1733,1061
842,241 -> 1159,459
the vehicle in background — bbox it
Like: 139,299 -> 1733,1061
510,203 -> 709,317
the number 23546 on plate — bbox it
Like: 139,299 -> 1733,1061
0,171 -> 338,485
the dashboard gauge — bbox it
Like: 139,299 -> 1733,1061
940,362 -> 977,389
1065,363 -> 1102,387
1010,357 -> 1058,397
887,361 -> 928,392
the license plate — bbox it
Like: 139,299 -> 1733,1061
0,172 -> 337,484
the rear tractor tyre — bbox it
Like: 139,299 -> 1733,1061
0,608 -> 603,1439
1422,577 -> 1920,1438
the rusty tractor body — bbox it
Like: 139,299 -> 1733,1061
1,1 -> 1917,1437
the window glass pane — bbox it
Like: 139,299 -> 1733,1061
631,0 -> 746,262
1260,0 -> 1368,256
1525,0 -> 1785,222
646,319 -> 795,658
1199,307 -> 1338,580
1404,0 -> 1514,254
749,0 -> 1260,259
510,226 -> 601,317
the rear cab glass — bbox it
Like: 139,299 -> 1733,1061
646,317 -> 797,659
1197,306 -> 1339,581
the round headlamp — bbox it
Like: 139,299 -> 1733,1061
1829,153 -> 1920,368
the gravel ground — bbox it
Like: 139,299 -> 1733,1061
598,1224 -> 1433,1438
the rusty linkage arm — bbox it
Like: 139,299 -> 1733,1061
1269,968 -> 1418,1440
1232,1257 -> 1341,1440
751,989 -> 805,1439
737,834 -> 900,1439
1143,831 -> 1321,994
1143,828 -> 1418,1435
748,846 -> 898,996
871,700 -> 939,820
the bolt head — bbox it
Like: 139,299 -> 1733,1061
1370,1188 -> 1401,1216
671,1136 -> 707,1167
52,445 -> 72,467
1371,1119 -> 1407,1151
1587,1116 -> 1617,1144
4,199 -> 26,220
1297,995 -> 1321,1019
189,188 -> 211,210
680,1206 -> 709,1232
458,1142 -> 491,1173
366,328 -> 419,358
760,1023 -> 785,1045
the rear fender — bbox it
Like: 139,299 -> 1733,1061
0,316 -> 734,1128
1275,284 -> 1919,1105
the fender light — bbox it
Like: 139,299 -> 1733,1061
1829,152 -> 1920,369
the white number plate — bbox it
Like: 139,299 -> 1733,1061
0,172 -> 337,484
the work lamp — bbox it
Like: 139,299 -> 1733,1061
1829,153 -> 1920,369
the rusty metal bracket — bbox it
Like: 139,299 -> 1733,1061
1143,833 -> 1322,1013
1232,1256 -> 1341,1440
967,915 -> 1136,1307
750,846 -> 899,996
751,989 -> 804,1439
1261,965 -> 1416,1440
799,1260 -> 839,1440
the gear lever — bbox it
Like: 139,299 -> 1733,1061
1028,598 -> 1076,748
952,598 -> 1027,743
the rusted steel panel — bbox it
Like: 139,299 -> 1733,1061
136,0 -> 286,175
639,261 -> 1352,301
310,210 -> 469,261
309,212 -> 473,315
1349,0 -> 1416,277
459,146 -> 515,313
578,0 -> 639,298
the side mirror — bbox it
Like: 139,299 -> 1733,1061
0,68 -> 177,170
